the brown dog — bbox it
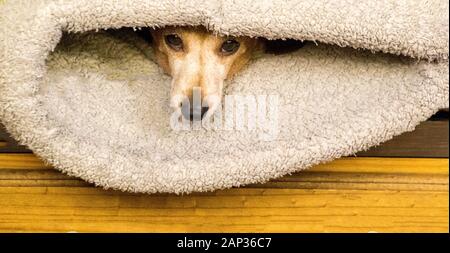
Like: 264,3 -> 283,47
150,26 -> 264,120
139,26 -> 304,120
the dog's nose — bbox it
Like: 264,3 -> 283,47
191,107 -> 209,121
181,102 -> 209,121
185,107 -> 209,121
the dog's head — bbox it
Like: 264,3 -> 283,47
150,26 -> 264,120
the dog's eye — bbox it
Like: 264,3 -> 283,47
165,34 -> 183,51
221,39 -> 240,55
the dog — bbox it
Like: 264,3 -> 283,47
148,26 -> 304,121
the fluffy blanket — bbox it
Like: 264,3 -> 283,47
0,0 -> 448,194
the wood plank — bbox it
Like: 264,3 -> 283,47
0,154 -> 448,191
0,187 -> 446,232
311,157 -> 448,174
0,145 -> 32,153
0,154 -> 447,232
357,120 -> 449,158
0,169 -> 447,191
1,154 -> 446,174
0,149 -> 448,192
0,154 -> 52,169
0,124 -> 30,153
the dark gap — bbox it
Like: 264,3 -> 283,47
429,110 -> 449,121
134,27 -> 153,44
263,38 -> 307,55
132,26 -> 306,55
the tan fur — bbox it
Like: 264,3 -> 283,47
150,26 -> 264,117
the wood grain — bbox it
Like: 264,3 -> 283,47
0,154 -> 448,232
358,121 -> 449,158
1,154 -> 446,173
0,154 -> 52,169
0,187 -> 447,232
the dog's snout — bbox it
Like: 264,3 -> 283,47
180,98 -> 209,121
190,106 -> 209,121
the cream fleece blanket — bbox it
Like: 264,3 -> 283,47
0,0 -> 448,194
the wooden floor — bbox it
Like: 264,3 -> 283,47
0,155 -> 447,232
0,111 -> 448,232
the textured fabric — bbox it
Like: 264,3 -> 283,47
0,0 -> 448,194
